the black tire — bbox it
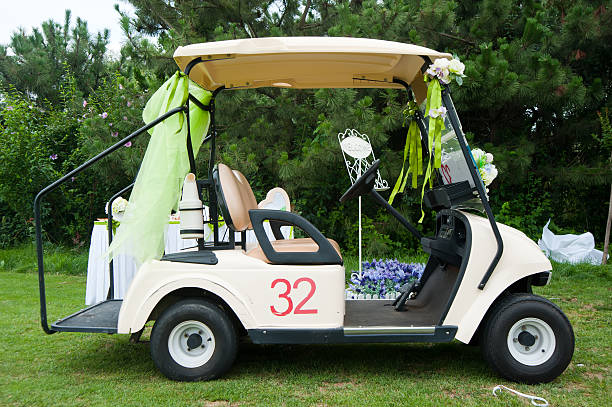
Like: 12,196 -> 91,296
479,293 -> 574,384
150,298 -> 238,381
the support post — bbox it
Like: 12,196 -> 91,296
358,195 -> 362,277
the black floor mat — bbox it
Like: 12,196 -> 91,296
52,300 -> 122,333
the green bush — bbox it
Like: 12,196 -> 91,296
0,72 -> 147,246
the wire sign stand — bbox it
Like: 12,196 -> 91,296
338,129 -> 388,279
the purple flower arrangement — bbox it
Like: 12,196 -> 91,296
347,259 -> 425,299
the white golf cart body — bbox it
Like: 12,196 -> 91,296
118,211 -> 550,344
35,37 -> 571,383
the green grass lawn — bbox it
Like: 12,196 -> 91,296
0,246 -> 610,406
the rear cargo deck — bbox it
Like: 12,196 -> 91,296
51,300 -> 122,333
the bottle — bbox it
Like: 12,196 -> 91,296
179,173 -> 204,239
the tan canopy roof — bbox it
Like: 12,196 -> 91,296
173,37 -> 451,94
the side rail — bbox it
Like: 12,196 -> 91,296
34,106 -> 186,334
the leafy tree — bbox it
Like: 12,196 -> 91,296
2,1 -> 611,254
114,0 -> 611,251
0,12 -> 145,246
0,10 -> 109,104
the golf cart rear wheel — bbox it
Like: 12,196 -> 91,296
150,298 -> 238,381
480,293 -> 574,384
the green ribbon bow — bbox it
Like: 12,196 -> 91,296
419,76 -> 445,222
388,103 -> 422,205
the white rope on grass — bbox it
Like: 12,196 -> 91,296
493,385 -> 549,407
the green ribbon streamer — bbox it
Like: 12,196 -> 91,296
419,77 -> 445,223
388,119 -> 422,205
107,72 -> 212,264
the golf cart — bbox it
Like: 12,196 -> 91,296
34,37 -> 574,383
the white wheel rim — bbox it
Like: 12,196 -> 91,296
168,320 -> 216,368
507,317 -> 555,366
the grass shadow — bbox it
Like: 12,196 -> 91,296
59,335 -> 490,382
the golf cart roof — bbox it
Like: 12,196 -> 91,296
174,37 -> 451,92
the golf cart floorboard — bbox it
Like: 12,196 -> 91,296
344,300 -> 440,326
344,263 -> 459,327
51,299 -> 122,333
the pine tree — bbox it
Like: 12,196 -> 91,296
0,10 -> 109,104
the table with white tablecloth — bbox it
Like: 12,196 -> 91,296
85,220 -> 200,305
86,194 -> 293,305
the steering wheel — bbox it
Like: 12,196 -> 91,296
339,159 -> 380,203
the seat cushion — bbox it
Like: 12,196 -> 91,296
216,163 -> 258,231
246,238 -> 342,263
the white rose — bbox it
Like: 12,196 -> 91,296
112,197 -> 129,215
485,152 -> 494,163
432,58 -> 450,70
448,59 -> 465,76
489,165 -> 498,181
438,69 -> 451,84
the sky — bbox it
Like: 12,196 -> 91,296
0,0 -> 136,55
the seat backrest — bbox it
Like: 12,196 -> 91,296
213,163 -> 258,231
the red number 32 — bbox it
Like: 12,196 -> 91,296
270,277 -> 318,316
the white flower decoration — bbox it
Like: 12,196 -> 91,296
428,106 -> 447,118
106,197 -> 129,216
426,57 -> 466,85
448,59 -> 466,76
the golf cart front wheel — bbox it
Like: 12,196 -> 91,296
150,298 -> 238,381
480,293 -> 574,384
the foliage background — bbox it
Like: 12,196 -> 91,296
1,1 -> 611,257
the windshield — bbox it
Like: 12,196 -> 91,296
420,100 -> 486,209
438,115 -> 474,187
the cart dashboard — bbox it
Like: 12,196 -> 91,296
421,210 -> 469,267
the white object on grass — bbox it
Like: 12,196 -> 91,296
338,129 -> 388,278
492,385 -> 548,407
538,219 -> 606,265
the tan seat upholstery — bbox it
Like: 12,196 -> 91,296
215,162 -> 343,263
246,238 -> 342,263
216,163 -> 258,231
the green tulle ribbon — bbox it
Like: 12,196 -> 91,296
107,72 -> 212,264
388,104 -> 422,205
419,76 -> 445,222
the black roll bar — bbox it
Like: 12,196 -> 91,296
207,86 -> 225,246
183,56 -> 226,247
440,89 -> 503,289
407,56 -> 503,289
34,106 -> 186,334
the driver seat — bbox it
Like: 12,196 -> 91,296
213,163 -> 342,263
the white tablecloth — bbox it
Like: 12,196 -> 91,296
85,221 -> 197,305
85,217 -> 292,305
